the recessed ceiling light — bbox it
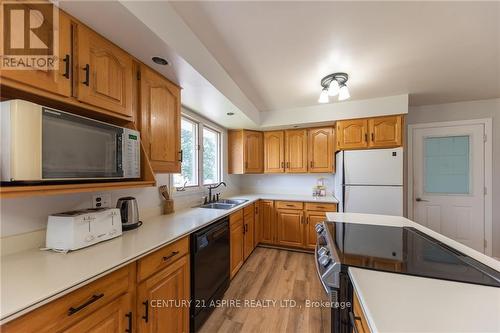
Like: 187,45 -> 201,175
227,112 -> 235,116
152,56 -> 169,66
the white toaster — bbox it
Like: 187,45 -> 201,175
46,208 -> 122,252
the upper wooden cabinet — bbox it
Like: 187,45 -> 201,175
368,115 -> 402,148
264,131 -> 285,173
308,127 -> 335,173
337,115 -> 403,150
285,129 -> 308,173
228,130 -> 263,174
139,64 -> 181,173
336,119 -> 369,149
76,24 -> 134,118
0,10 -> 72,97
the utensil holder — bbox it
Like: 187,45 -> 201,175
163,199 -> 174,214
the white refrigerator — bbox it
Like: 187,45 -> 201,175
334,147 -> 403,216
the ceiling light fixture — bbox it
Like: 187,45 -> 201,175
319,72 -> 350,103
152,56 -> 169,66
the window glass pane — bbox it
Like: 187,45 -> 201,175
173,118 -> 198,187
424,135 -> 470,194
203,127 -> 220,185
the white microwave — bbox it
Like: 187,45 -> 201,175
1,100 -> 140,183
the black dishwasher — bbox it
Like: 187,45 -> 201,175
190,217 -> 230,332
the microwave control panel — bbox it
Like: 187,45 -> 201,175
122,128 -> 141,178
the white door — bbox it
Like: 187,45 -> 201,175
412,124 -> 485,252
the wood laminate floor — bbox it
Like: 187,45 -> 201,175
200,247 -> 331,333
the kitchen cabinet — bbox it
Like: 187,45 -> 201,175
276,202 -> 304,248
63,293 -> 132,333
1,264 -> 135,333
228,130 -> 264,174
137,255 -> 190,333
352,289 -> 371,333
0,10 -> 72,97
243,204 -> 256,260
264,131 -> 285,173
304,211 -> 326,249
230,210 -> 245,278
336,119 -> 369,150
259,200 -> 276,245
139,64 -> 181,173
308,127 -> 335,173
285,129 -> 308,173
368,115 -> 402,148
76,24 -> 134,118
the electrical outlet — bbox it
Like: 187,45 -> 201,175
92,193 -> 111,208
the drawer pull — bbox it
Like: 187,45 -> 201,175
162,251 -> 179,261
286,204 -> 294,207
142,300 -> 149,323
125,311 -> 132,333
68,293 -> 104,316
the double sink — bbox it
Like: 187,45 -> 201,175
199,199 -> 249,210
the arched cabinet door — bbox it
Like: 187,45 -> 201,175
336,119 -> 369,150
308,127 -> 335,173
368,115 -> 402,148
76,24 -> 134,118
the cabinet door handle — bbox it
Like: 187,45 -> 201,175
68,293 -> 104,316
306,217 -> 310,225
286,162 -> 290,169
83,64 -> 90,86
371,133 -> 374,141
364,133 -> 368,142
310,161 -> 313,168
142,300 -> 149,323
178,150 -> 183,163
62,54 -> 70,79
125,311 -> 132,333
281,161 -> 284,169
163,251 -> 179,262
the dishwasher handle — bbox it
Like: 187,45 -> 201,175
194,220 -> 228,252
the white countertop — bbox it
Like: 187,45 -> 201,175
327,212 -> 500,332
349,267 -> 500,332
0,193 -> 337,323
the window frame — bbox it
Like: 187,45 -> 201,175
173,113 -> 223,192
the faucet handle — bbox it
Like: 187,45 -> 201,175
216,193 -> 220,201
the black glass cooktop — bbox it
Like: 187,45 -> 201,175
325,222 -> 500,288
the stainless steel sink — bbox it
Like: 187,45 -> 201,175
199,199 -> 249,210
217,199 -> 249,205
199,203 -> 237,210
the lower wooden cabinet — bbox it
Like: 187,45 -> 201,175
259,200 -> 276,245
230,210 -> 245,279
136,255 -> 190,333
352,289 -> 372,333
304,211 -> 327,249
243,205 -> 256,260
276,208 -> 304,248
63,293 -> 132,333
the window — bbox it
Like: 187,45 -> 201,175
173,115 -> 222,189
203,127 -> 221,185
173,118 -> 198,187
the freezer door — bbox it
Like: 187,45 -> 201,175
344,147 -> 403,185
344,185 -> 403,216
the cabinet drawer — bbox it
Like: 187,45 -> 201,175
243,203 -> 255,217
275,201 -> 304,210
304,202 -> 337,212
2,264 -> 133,333
230,209 -> 244,227
137,236 -> 189,282
352,289 -> 371,333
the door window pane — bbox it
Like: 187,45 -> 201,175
203,127 -> 220,185
173,118 -> 198,187
424,136 -> 470,194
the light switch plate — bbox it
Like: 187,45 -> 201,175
92,193 -> 111,208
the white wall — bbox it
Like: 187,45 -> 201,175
238,173 -> 334,196
406,98 -> 499,257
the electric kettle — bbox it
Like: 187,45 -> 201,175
116,197 -> 142,230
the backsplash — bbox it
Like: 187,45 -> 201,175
238,173 -> 334,196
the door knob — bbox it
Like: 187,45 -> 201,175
416,197 -> 429,202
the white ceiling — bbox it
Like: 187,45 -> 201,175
170,1 -> 500,110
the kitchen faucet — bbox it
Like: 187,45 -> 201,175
206,181 -> 227,203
